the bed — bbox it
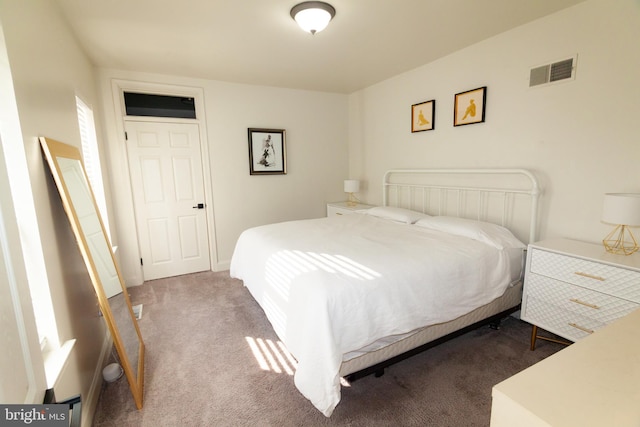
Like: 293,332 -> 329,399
230,169 -> 540,417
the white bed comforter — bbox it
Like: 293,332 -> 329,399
230,213 -> 517,416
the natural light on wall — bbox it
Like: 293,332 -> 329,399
0,37 -> 61,382
75,96 -> 111,240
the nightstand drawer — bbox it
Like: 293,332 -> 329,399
530,249 -> 640,302
525,274 -> 640,323
523,295 -> 604,342
327,205 -> 351,216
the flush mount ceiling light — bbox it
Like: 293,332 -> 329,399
290,1 -> 336,35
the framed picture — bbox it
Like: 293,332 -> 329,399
248,128 -> 286,175
411,99 -> 435,132
454,86 -> 486,127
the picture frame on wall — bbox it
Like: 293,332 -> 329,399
454,86 -> 486,126
248,128 -> 287,175
411,99 -> 436,133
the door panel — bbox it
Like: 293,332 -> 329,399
178,216 -> 200,258
140,157 -> 164,202
125,121 -> 210,280
173,157 -> 195,200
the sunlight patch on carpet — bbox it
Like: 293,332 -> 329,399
246,337 -> 297,375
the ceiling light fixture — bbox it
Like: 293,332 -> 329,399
290,1 -> 336,35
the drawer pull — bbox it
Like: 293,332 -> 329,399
568,322 -> 594,334
574,271 -> 605,281
335,212 -> 343,215
569,298 -> 600,310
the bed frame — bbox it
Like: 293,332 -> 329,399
341,168 -> 541,381
383,168 -> 540,243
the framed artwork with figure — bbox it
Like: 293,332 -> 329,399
248,128 -> 287,175
454,86 -> 486,126
411,99 -> 435,133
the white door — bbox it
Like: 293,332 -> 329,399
125,121 -> 210,281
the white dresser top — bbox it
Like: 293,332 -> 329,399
529,238 -> 640,271
491,307 -> 640,426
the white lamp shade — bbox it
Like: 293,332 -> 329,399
602,193 -> 640,225
344,179 -> 360,193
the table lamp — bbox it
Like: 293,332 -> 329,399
344,180 -> 360,207
602,193 -> 640,255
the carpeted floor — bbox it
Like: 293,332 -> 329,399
92,271 -> 563,426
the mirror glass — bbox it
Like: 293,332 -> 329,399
40,137 -> 144,409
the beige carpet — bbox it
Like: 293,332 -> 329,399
92,271 -> 563,426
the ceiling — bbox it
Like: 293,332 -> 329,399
55,0 -> 585,94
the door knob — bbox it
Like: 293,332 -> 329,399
192,203 -> 205,209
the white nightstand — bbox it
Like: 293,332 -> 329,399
521,238 -> 640,350
326,201 -> 375,216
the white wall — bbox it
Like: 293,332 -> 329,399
98,70 -> 349,284
0,22 -> 47,405
349,0 -> 640,245
0,1 -> 109,423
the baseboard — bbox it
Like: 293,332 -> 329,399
82,332 -> 112,426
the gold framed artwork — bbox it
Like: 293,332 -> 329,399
454,86 -> 486,126
411,99 -> 435,132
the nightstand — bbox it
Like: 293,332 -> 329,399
326,201 -> 375,216
521,238 -> 640,350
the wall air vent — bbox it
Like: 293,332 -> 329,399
529,55 -> 577,87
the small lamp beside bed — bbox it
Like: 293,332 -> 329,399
602,193 -> 640,255
344,179 -> 360,207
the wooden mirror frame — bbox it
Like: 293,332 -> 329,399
40,137 -> 144,409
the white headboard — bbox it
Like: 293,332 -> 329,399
383,169 -> 541,244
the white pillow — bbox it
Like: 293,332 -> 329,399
414,216 -> 525,250
365,206 -> 430,224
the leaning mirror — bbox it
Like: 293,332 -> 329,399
40,136 -> 145,409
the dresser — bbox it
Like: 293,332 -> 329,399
490,307 -> 640,427
326,201 -> 375,216
521,238 -> 640,350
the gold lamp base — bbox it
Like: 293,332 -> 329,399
603,225 -> 639,255
346,193 -> 358,207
